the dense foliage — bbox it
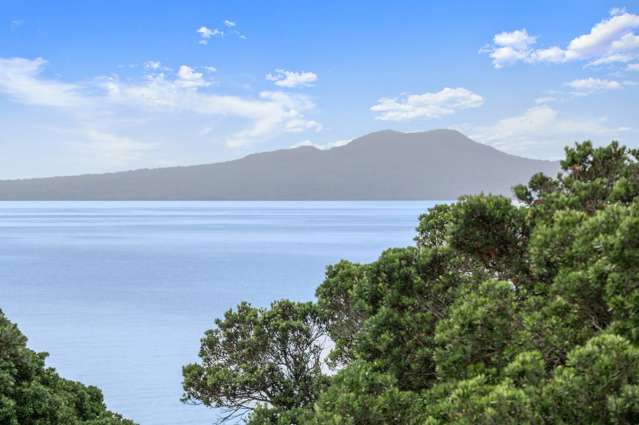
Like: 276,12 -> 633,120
182,300 -> 329,422
0,310 -> 135,425
184,141 -> 639,424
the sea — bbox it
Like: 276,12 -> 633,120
0,201 -> 440,425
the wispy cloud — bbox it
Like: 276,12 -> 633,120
370,87 -> 483,121
0,56 -> 322,150
197,26 -> 223,45
533,77 -> 625,105
470,105 -> 631,158
266,69 -> 318,88
482,9 -> 639,68
565,77 -> 623,94
0,57 -> 86,107
198,20 -> 246,44
103,74 -> 320,147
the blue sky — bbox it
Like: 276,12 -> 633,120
1,0 -> 639,178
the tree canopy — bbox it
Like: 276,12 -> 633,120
182,300 -> 329,423
0,310 -> 135,425
184,140 -> 639,424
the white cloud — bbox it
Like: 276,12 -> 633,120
224,20 -> 247,39
285,119 -> 322,133
105,78 -> 320,147
610,32 -> 639,51
175,65 -> 210,88
266,69 -> 318,88
628,63 -> 639,70
482,10 -> 639,68
203,66 -> 217,73
569,10 -> 639,59
486,45 -> 530,68
292,140 -> 319,148
197,26 -> 223,45
198,22 -> 246,43
370,87 -> 483,121
531,46 -> 570,63
480,29 -> 541,68
331,139 -> 352,148
0,57 -> 86,107
494,29 -> 537,50
611,7 -> 627,16
0,56 -> 321,150
470,105 -> 631,158
588,53 -> 637,65
565,77 -> 623,94
291,139 -> 351,150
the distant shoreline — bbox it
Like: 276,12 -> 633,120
0,129 -> 559,201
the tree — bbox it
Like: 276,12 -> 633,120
182,300 -> 329,423
317,246 -> 479,392
315,260 -> 368,366
0,310 -> 135,425
545,334 -> 639,424
448,195 -> 530,281
433,280 -> 518,381
308,361 -> 423,425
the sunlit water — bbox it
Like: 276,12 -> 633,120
0,201 -> 440,425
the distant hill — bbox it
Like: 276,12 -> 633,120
0,130 -> 559,200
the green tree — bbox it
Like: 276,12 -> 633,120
433,280 -> 518,381
544,334 -> 639,424
317,246 -> 479,392
0,310 -> 135,425
309,361 -> 423,425
423,375 -> 542,425
182,300 -> 329,422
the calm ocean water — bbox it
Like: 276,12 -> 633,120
0,201 -> 439,425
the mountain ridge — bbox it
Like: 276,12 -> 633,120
0,129 -> 560,200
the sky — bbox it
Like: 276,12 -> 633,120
1,0 -> 639,178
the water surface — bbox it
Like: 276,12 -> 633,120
0,201 -> 439,424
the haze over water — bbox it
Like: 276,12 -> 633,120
0,201 -> 438,425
